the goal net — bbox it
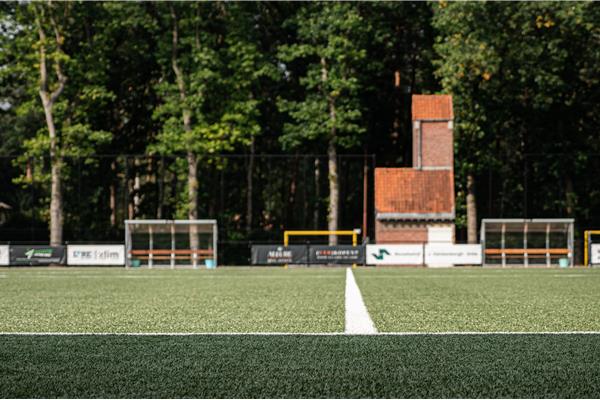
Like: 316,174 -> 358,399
125,219 -> 218,268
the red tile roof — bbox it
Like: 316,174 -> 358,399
412,95 -> 453,121
375,168 -> 455,219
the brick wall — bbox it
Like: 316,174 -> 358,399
413,121 -> 453,169
375,221 -> 428,244
422,121 -> 453,168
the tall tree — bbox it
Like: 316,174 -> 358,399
278,2 -> 367,244
433,2 -> 600,242
2,2 -> 112,244
34,2 -> 67,245
150,3 -> 268,245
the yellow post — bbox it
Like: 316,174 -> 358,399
583,230 -> 600,267
585,231 -> 589,267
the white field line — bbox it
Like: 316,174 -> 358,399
1,331 -> 600,336
345,267 -> 377,334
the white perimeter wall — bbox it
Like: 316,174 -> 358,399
366,243 -> 482,266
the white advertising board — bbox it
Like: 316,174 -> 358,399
427,226 -> 453,243
366,245 -> 424,265
425,244 -> 482,266
0,245 -> 8,265
67,244 -> 125,266
591,244 -> 600,265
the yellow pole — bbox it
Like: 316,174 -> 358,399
283,232 -> 289,269
352,232 -> 357,269
583,230 -> 600,267
585,231 -> 589,267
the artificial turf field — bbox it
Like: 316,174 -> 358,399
1,267 -> 600,398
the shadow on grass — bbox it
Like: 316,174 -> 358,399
1,334 -> 599,398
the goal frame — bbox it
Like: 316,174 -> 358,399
283,230 -> 361,247
283,229 -> 362,268
125,219 -> 218,269
584,230 -> 600,266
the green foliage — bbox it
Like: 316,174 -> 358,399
433,2 -> 600,224
1,2 -> 599,243
278,2 -> 367,150
150,2 -> 272,156
6,2 -> 113,183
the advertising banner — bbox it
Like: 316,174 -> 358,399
0,245 -> 8,266
591,244 -> 600,265
67,244 -> 125,266
366,245 -> 424,265
10,245 -> 66,266
308,245 -> 364,264
251,245 -> 308,265
425,244 -> 482,266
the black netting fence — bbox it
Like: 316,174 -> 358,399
1,152 -> 598,265
0,154 -> 375,265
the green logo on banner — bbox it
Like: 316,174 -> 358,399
25,248 -> 53,259
372,249 -> 390,260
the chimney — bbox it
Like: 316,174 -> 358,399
411,95 -> 454,170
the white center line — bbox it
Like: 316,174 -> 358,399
345,267 -> 377,334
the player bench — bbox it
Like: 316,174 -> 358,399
484,248 -> 570,266
125,219 -> 218,269
129,249 -> 215,268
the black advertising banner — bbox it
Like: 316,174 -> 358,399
308,245 -> 365,264
251,245 -> 308,265
10,245 -> 66,266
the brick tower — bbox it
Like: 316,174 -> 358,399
374,95 -> 455,244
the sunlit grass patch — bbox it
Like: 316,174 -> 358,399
355,267 -> 600,332
0,267 -> 345,333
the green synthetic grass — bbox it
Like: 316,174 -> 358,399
354,267 -> 600,332
0,267 -> 344,333
1,334 -> 600,398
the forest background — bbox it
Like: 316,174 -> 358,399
0,2 -> 598,263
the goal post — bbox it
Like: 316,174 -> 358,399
125,219 -> 218,269
283,229 -> 362,268
584,230 -> 600,267
283,230 -> 361,246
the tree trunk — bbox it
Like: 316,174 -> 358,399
187,151 -> 199,250
287,155 -> 299,228
157,157 -> 164,219
35,6 -> 67,246
321,56 -> 339,245
171,5 -> 199,251
328,139 -> 339,245
391,70 -> 401,146
49,150 -> 62,246
246,136 -> 255,234
133,157 -> 141,217
40,97 -> 63,245
110,160 -> 116,227
466,173 -> 478,244
313,158 -> 320,230
127,159 -> 134,220
565,176 -> 575,216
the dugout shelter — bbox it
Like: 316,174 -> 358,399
125,219 -> 217,268
480,219 -> 574,267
